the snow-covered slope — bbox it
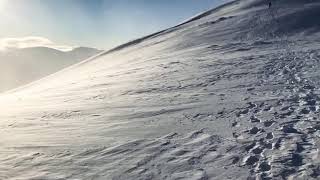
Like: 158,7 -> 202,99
1,0 -> 320,179
0,47 -> 101,93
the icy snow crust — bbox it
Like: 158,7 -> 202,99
2,0 -> 320,179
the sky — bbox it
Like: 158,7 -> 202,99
0,0 -> 229,51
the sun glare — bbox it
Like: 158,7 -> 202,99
0,0 -> 7,11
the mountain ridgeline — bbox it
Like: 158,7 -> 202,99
0,47 -> 102,93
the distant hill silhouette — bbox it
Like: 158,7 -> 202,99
0,47 -> 102,92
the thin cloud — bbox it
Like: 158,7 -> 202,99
0,36 -> 74,51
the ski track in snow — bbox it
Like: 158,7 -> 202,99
1,0 -> 320,179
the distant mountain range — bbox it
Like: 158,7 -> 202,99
0,46 -> 102,93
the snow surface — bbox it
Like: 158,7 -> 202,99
1,0 -> 320,179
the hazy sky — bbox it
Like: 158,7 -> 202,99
0,0 -> 229,50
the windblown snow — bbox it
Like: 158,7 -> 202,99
1,0 -> 320,179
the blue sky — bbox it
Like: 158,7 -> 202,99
0,0 -> 229,50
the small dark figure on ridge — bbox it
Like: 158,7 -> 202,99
268,1 -> 272,8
